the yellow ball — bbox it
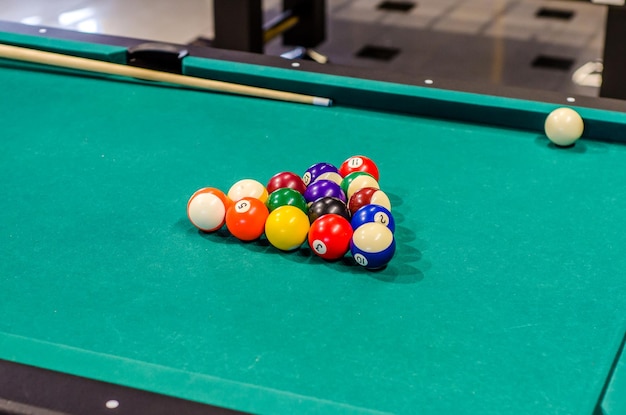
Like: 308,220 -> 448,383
265,205 -> 310,251
544,107 -> 584,147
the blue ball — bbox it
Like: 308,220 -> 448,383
303,179 -> 346,204
350,223 -> 395,269
350,204 -> 395,232
302,162 -> 338,186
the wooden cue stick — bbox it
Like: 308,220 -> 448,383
0,43 -> 332,107
264,16 -> 299,43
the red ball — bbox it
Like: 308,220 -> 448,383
266,171 -> 307,195
225,197 -> 269,241
308,214 -> 353,261
339,155 -> 379,181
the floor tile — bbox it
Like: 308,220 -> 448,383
0,0 -> 609,97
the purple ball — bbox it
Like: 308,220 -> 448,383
303,180 -> 346,204
302,162 -> 338,186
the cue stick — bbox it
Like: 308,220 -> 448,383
0,43 -> 332,107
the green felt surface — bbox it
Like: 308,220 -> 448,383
1,38 -> 626,415
0,31 -> 127,63
602,342 -> 626,415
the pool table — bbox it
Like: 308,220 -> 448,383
0,21 -> 625,415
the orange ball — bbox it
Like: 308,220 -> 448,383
225,197 -> 269,241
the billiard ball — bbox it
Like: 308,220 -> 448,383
187,187 -> 233,232
350,222 -> 396,269
339,155 -> 379,181
340,172 -> 380,199
228,179 -> 268,203
302,162 -> 338,186
225,197 -> 269,241
266,188 -> 308,214
303,179 -> 347,204
544,107 -> 584,147
308,214 -> 353,261
348,187 -> 391,216
351,205 -> 395,233
265,205 -> 310,251
308,197 -> 351,223
313,171 -> 343,186
266,171 -> 307,195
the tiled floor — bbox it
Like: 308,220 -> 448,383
0,0 -> 608,97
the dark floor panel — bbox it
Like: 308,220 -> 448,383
355,45 -> 401,61
266,10 -> 600,97
531,55 -> 575,71
535,7 -> 575,20
377,1 -> 416,12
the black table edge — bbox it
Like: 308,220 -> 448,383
0,359 -> 247,415
0,19 -> 624,115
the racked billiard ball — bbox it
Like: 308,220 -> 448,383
187,187 -> 233,232
303,179 -> 346,204
302,162 -> 338,186
348,187 -> 391,216
266,171 -> 307,195
228,178 -> 268,203
225,197 -> 269,241
308,197 -> 351,223
351,205 -> 395,233
308,214 -> 353,261
350,222 -> 396,269
313,171 -> 343,186
265,205 -> 310,251
266,188 -> 308,214
340,172 -> 380,199
339,155 -> 380,181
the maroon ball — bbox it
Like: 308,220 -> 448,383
348,187 -> 379,216
266,171 -> 307,195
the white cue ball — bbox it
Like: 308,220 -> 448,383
544,107 -> 584,147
